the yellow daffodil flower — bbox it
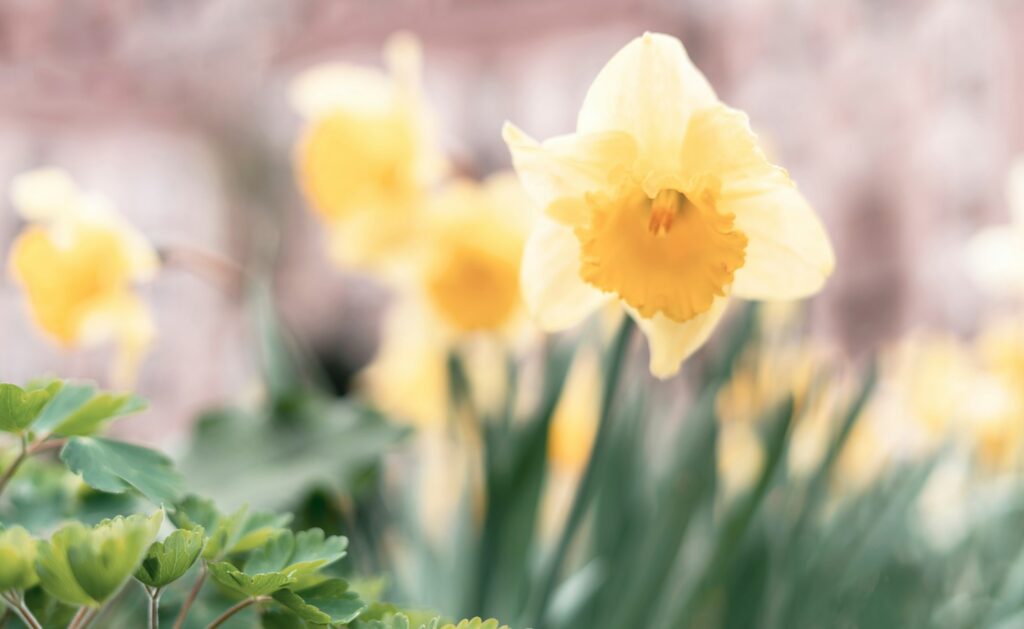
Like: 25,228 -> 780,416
7,168 -> 158,386
420,173 -> 531,334
291,32 -> 445,269
965,156 -> 1024,297
504,32 -> 834,377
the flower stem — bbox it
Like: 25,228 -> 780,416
173,563 -> 207,629
526,316 -> 634,627
146,586 -> 162,629
206,596 -> 267,629
0,436 -> 29,499
1,592 -> 42,629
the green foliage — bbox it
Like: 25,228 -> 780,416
0,383 -> 54,434
207,561 -> 297,597
170,496 -> 291,560
0,525 -> 39,590
35,511 -> 163,607
272,578 -> 366,624
245,528 -> 347,576
32,382 -> 146,437
60,436 -> 183,504
135,526 -> 206,588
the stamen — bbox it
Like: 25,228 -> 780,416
648,189 -> 683,235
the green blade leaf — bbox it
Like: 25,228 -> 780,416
0,525 -> 39,590
0,384 -> 53,434
134,527 -> 206,588
207,561 -> 296,598
36,511 -> 163,607
60,436 -> 183,505
271,578 -> 366,624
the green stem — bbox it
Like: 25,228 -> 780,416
173,562 -> 207,629
206,596 -> 267,629
0,436 -> 29,499
1,592 -> 42,629
147,586 -> 162,629
526,317 -> 634,627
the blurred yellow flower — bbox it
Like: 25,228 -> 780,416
422,173 -> 531,333
291,32 -> 445,268
548,346 -> 600,474
967,318 -> 1024,473
965,156 -> 1024,297
7,168 -> 158,386
504,32 -> 834,377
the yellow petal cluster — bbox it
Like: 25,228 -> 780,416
291,33 -> 445,269
504,32 -> 834,377
7,169 -> 158,386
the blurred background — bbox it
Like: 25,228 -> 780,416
0,0 -> 1022,446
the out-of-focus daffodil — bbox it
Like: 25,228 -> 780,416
504,32 -> 834,378
967,318 -> 1024,473
291,32 -> 445,268
7,168 -> 158,386
548,347 -> 600,474
965,157 -> 1024,297
420,173 -> 531,334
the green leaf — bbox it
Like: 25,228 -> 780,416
170,497 -> 291,560
0,525 -> 39,590
135,527 -> 206,588
423,619 -> 507,629
207,561 -> 296,598
271,578 -> 365,624
246,529 -> 347,576
32,383 -> 145,437
60,437 -> 183,504
0,384 -> 53,434
36,511 -> 163,607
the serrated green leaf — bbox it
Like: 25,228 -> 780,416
0,525 -> 39,590
135,527 -> 205,588
272,578 -> 365,624
433,619 -> 508,629
246,529 -> 346,576
170,497 -> 291,560
60,437 -> 183,505
36,511 -> 163,607
207,561 -> 296,598
0,384 -> 53,434
356,613 -> 412,629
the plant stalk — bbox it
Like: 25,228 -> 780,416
173,562 -> 207,629
206,596 -> 267,629
526,316 -> 634,627
147,586 -> 162,629
1,592 -> 42,629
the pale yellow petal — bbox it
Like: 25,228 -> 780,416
10,168 -> 81,222
78,292 -> 156,388
577,32 -> 717,171
680,105 -> 788,190
1008,155 -> 1024,227
726,183 -> 834,300
521,218 -> 610,331
289,63 -> 397,119
964,226 -> 1024,297
502,122 -> 636,222
631,297 -> 729,379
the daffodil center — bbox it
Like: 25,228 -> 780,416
577,182 -> 747,323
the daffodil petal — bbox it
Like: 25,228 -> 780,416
577,32 -> 717,171
726,183 -> 834,300
964,226 -> 1024,297
630,297 -> 729,379
502,123 -> 636,222
680,105 -> 787,190
521,218 -> 610,331
10,168 -> 81,222
1008,156 -> 1024,227
289,64 -> 398,119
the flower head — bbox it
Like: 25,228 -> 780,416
504,33 -> 834,377
7,168 -> 158,386
965,156 -> 1024,298
291,32 -> 445,268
